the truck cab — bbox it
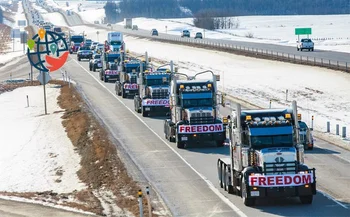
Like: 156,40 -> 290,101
115,60 -> 142,98
217,102 -> 316,206
298,120 -> 314,150
134,70 -> 171,117
69,35 -> 84,54
164,71 -> 225,148
100,51 -> 121,82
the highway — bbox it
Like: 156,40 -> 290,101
2,3 -> 350,216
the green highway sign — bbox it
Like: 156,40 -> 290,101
295,28 -> 312,35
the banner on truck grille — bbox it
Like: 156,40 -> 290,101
105,70 -> 119,75
142,99 -> 169,106
124,83 -> 138,90
249,173 -> 313,187
178,124 -> 224,134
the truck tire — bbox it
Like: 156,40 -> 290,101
300,195 -> 313,204
218,161 -> 223,188
297,48 -> 299,51
89,65 -> 92,71
241,177 -> 256,206
224,165 -> 234,194
177,140 -> 185,149
93,66 -> 96,72
122,90 -> 127,98
142,111 -> 148,117
311,48 -> 314,51
104,76 -> 108,83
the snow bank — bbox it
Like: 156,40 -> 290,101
0,85 -> 86,193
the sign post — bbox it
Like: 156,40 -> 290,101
295,28 -> 312,41
37,71 -> 51,115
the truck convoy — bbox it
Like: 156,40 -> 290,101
164,70 -> 226,148
115,59 -> 144,98
217,101 -> 316,206
100,50 -> 121,82
106,32 -> 123,52
69,35 -> 84,54
134,59 -> 172,117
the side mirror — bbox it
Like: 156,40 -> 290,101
148,57 -> 152,62
310,128 -> 313,131
175,67 -> 178,72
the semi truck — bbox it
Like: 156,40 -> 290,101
69,35 -> 84,54
115,59 -> 144,98
107,32 -> 123,52
298,114 -> 314,150
164,70 -> 226,148
124,18 -> 132,29
100,51 -> 121,82
134,59 -> 172,117
217,101 -> 316,206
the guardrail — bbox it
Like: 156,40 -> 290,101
99,26 -> 350,73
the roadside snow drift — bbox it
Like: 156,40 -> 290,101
0,85 -> 86,193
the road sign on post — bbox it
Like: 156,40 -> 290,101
295,28 -> 312,41
37,71 -> 51,85
295,28 -> 312,35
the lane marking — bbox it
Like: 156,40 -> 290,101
318,190 -> 349,209
71,58 -> 248,217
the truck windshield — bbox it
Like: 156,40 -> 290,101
182,98 -> 212,108
71,37 -> 83,43
126,67 -> 138,73
250,134 -> 294,149
110,41 -> 122,45
107,56 -> 118,62
146,79 -> 169,86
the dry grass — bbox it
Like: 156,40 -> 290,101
0,80 -> 159,216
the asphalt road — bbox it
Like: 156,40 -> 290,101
58,55 -> 350,216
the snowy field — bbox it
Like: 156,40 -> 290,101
0,85 -> 86,193
0,1 -> 28,65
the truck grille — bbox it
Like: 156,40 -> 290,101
130,76 -> 137,84
189,112 -> 214,124
263,161 -> 297,175
152,89 -> 168,99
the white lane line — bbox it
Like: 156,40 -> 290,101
318,190 -> 349,209
71,59 -> 248,217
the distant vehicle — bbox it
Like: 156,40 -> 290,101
53,27 -> 62,33
107,23 -> 111,27
132,25 -> 138,30
77,46 -> 93,61
94,20 -> 99,24
298,115 -> 314,150
297,38 -> 314,51
181,30 -> 190,38
66,10 -> 71,15
151,29 -> 158,36
43,25 -> 51,31
124,18 -> 132,29
90,42 -> 98,50
89,53 -> 102,72
84,39 -> 92,47
194,32 -> 203,39
95,43 -> 104,52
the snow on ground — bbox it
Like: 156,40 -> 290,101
116,16 -> 350,53
0,85 -> 86,193
70,25 -> 350,141
45,0 -> 105,23
31,1 -> 68,26
0,1 -> 28,64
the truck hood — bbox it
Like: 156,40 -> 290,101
256,147 -> 297,174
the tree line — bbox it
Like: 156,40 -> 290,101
180,0 -> 350,16
104,0 -> 184,23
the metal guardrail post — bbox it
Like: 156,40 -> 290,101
336,124 -> 339,135
327,121 -> 330,133
342,127 -> 346,138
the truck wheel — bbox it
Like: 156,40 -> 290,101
297,48 -> 299,51
100,74 -> 103,81
300,195 -> 313,204
104,77 -> 108,83
89,65 -> 92,71
177,141 -> 185,149
170,137 -> 175,143
122,90 -> 126,98
216,140 -> 225,147
224,165 -> 234,193
218,161 -> 223,188
93,67 -> 96,72
311,48 -> 314,51
142,111 -> 148,117
241,178 -> 255,206
308,145 -> 314,150
78,57 -> 81,61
